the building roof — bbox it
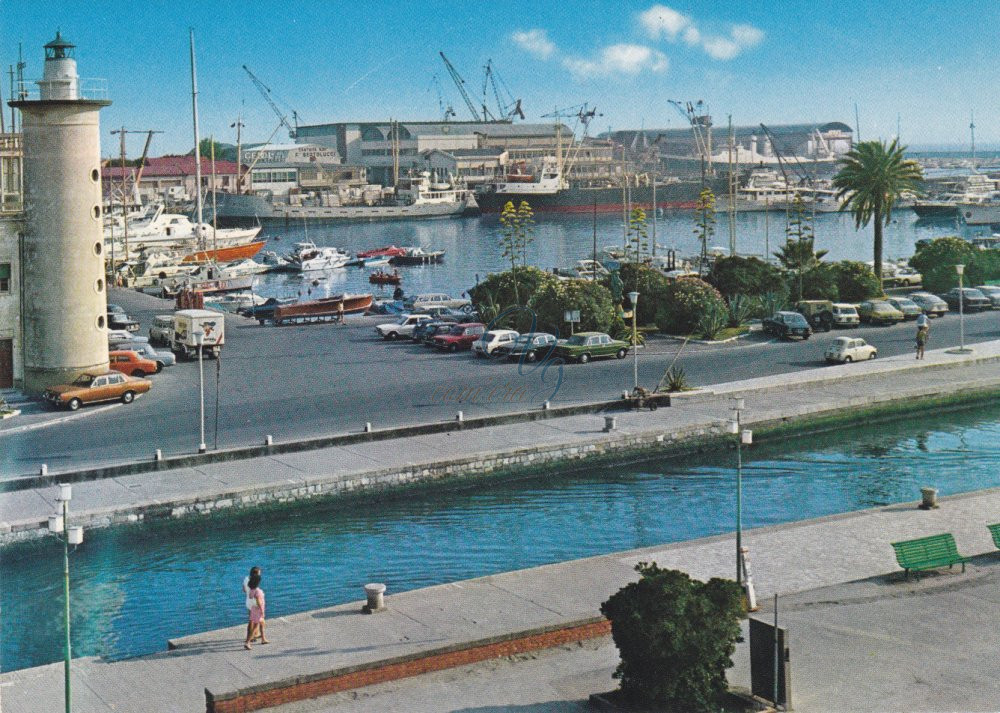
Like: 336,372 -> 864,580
297,121 -> 569,139
102,155 -> 244,179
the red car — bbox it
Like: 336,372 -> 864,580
433,323 -> 485,352
109,350 -> 160,377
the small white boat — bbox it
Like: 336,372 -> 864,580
287,241 -> 351,271
204,293 -> 268,313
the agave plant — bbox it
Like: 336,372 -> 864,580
726,294 -> 753,328
663,365 -> 690,392
697,302 -> 729,341
755,291 -> 786,320
616,324 -> 647,346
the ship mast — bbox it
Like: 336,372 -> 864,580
190,29 -> 205,250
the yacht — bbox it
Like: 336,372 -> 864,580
287,241 -> 351,271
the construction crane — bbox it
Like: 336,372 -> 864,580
482,59 -> 524,122
243,65 -> 298,138
430,74 -> 456,122
668,99 -> 713,177
541,103 -> 603,178
758,123 -> 811,186
439,52 -> 481,122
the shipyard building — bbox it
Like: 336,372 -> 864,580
0,132 -> 23,388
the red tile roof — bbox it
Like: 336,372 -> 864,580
102,155 -> 244,179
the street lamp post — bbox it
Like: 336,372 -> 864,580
628,291 -> 639,391
194,329 -> 207,453
48,484 -> 84,713
957,264 -> 967,353
729,398 -> 752,586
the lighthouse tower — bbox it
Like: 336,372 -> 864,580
10,33 -> 111,393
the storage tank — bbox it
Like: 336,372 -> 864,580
10,32 -> 112,392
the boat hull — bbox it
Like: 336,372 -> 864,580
475,178 -> 729,214
271,294 -> 374,323
960,204 -> 1000,225
913,202 -> 958,218
182,240 -> 266,263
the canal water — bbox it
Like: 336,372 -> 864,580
248,210 -> 979,303
5,401 -> 1000,671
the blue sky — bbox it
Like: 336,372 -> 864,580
2,1 -> 998,156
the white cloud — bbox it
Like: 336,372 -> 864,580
563,44 -> 668,79
682,26 -> 701,47
511,29 -> 556,59
730,23 -> 765,48
701,23 -> 765,60
702,36 -> 741,60
639,4 -> 692,40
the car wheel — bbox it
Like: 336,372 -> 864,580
121,391 -> 135,404
155,362 -> 164,373
844,355 -> 853,363
67,398 -> 82,411
578,353 -> 590,364
449,344 -> 458,353
526,351 -> 537,363
648,402 -> 658,411
387,331 -> 398,340
616,348 -> 627,359
869,351 -> 877,360
802,334 -> 809,340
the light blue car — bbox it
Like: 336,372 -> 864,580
132,342 -> 176,369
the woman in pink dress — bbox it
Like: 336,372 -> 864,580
244,570 -> 268,649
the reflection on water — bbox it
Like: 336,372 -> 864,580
4,401 -> 1000,671
250,210 -> 976,302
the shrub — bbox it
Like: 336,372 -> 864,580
789,263 -> 839,301
969,249 -> 1000,286
832,261 -> 881,302
601,563 -> 745,712
697,301 -> 729,340
708,256 -> 785,298
615,324 -> 647,346
726,294 -> 754,327
613,263 -> 671,325
468,267 -> 559,330
654,277 -> 727,335
754,291 -> 787,319
909,237 -> 977,293
528,279 -> 619,336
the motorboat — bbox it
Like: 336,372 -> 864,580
389,246 -> 445,265
287,241 -> 351,271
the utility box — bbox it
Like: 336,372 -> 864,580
172,309 -> 225,360
750,617 -> 792,709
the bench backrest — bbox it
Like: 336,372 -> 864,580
891,533 -> 960,567
988,523 -> 1000,550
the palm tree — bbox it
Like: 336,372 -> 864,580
833,139 -> 923,292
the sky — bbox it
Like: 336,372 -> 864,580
2,1 -> 999,157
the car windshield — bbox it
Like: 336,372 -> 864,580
565,335 -> 587,345
513,335 -> 532,344
894,299 -> 917,308
785,314 -> 808,326
72,375 -> 95,386
447,325 -> 464,335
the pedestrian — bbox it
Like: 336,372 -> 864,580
243,568 -> 268,649
916,324 -> 928,360
337,300 -> 345,325
916,312 -> 929,330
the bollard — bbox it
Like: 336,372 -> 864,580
621,390 -> 629,400
364,422 -> 372,433
542,401 -> 550,411
154,449 -> 163,462
456,410 -> 464,423
363,582 -> 387,614
264,435 -> 273,447
604,416 -> 617,432
919,487 -> 939,510
39,463 -> 48,476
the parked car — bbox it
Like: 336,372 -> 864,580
857,300 -> 905,325
762,311 -> 812,340
886,297 -> 923,320
831,303 -> 861,328
107,310 -> 139,332
553,332 -> 629,364
433,323 -> 486,352
42,370 -> 151,411
941,287 -> 991,312
149,314 -> 175,345
412,319 -> 448,344
406,293 -> 473,312
908,292 -> 949,317
422,305 -> 476,320
471,329 -> 519,357
495,333 -> 559,362
107,329 -> 149,349
375,314 -> 433,340
794,300 -> 834,332
974,285 -> 1000,308
131,342 -> 176,369
886,266 -> 922,286
420,321 -> 460,346
109,349 -> 160,376
106,303 -> 126,315
825,336 -> 877,364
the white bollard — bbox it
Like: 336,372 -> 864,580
740,546 -> 759,612
604,416 -> 617,432
154,449 -> 163,462
363,582 -> 387,613
364,422 -> 372,433
542,401 -> 550,411
39,464 -> 48,476
456,411 -> 464,423
264,435 -> 273,447
920,487 -> 939,510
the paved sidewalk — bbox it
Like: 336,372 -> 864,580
4,340 -> 1000,543
5,482 -> 1000,712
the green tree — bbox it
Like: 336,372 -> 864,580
785,194 -> 816,300
516,200 -> 536,266
498,201 -> 522,304
708,256 -> 784,298
601,563 -> 745,711
625,207 -> 649,265
693,188 -> 716,273
468,267 -> 559,329
196,137 -> 225,160
612,263 -> 669,325
832,261 -> 881,302
654,277 -> 727,335
833,139 -> 923,292
909,236 -> 977,292
794,263 -> 839,301
528,279 -> 619,336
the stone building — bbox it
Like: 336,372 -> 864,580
0,132 -> 23,388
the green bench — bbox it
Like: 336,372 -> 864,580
988,523 -> 1000,550
891,533 -> 971,579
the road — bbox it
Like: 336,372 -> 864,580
1,288 -> 995,477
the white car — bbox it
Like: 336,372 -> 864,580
132,342 -> 176,369
107,329 -> 149,348
831,303 -> 860,328
825,336 -> 877,364
376,314 -> 433,340
149,315 -> 175,345
472,329 -> 519,357
408,293 -> 472,312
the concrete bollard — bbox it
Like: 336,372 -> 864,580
363,582 -> 387,614
542,401 -> 550,411
456,410 -> 464,423
264,435 -> 273,447
364,422 -> 372,433
919,487 -> 939,510
604,416 -> 617,432
154,449 -> 163,462
39,463 -> 48,476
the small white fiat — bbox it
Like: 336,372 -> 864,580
825,336 -> 877,364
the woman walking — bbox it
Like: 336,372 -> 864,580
916,324 -> 928,360
244,569 -> 268,649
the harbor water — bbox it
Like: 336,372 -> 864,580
248,210 -> 978,303
5,401 -> 1000,672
